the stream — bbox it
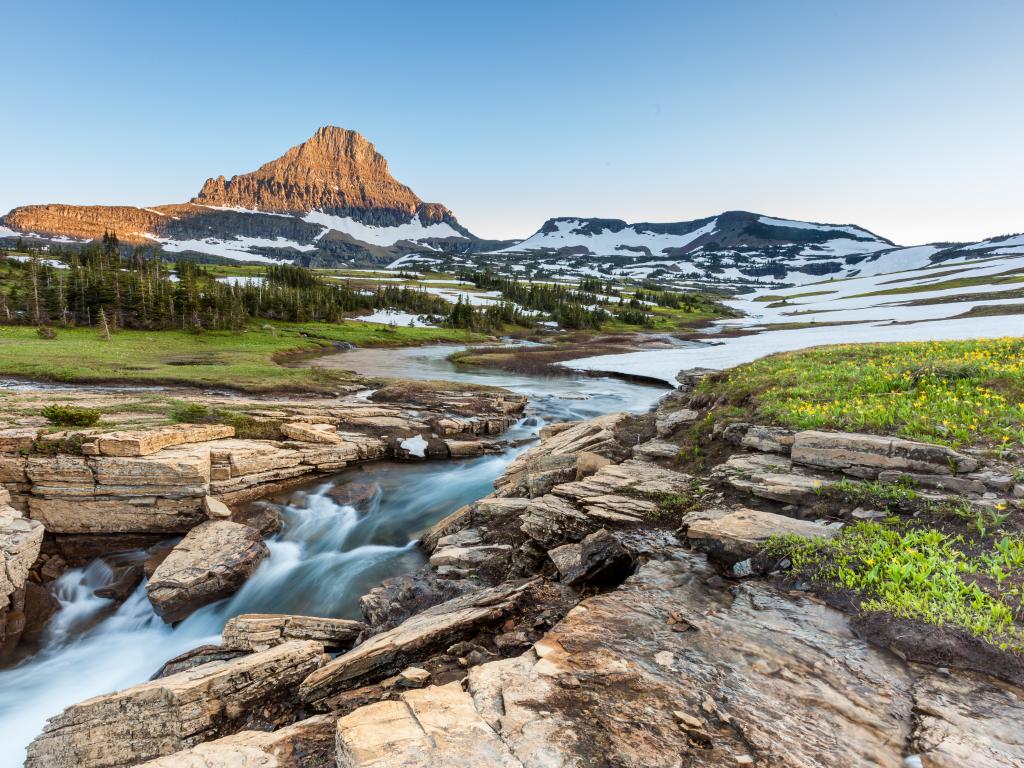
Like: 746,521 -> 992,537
0,346 -> 667,767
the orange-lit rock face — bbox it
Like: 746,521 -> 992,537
2,126 -> 458,245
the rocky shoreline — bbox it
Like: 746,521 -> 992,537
5,375 -> 1024,766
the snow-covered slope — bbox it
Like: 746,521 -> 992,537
562,250 -> 1024,383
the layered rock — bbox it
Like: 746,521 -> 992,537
300,579 -> 536,708
25,640 -> 327,768
147,521 -> 269,623
222,613 -> 366,653
685,506 -> 840,564
137,715 -> 337,768
1,502 -> 45,648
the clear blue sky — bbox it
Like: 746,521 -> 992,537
3,0 -> 1021,245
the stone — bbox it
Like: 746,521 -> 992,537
632,440 -> 680,461
574,450 -> 613,479
280,422 -> 343,444
0,427 -> 39,453
358,570 -> 477,630
791,430 -> 979,478
300,579 -> 536,707
443,439 -> 484,457
456,554 -> 918,767
907,668 -> 1024,767
95,424 -> 234,457
28,495 -> 206,535
147,521 -> 269,623
420,497 -> 528,553
1,504 -> 45,646
520,494 -> 595,547
655,407 -> 698,437
327,481 -> 381,508
223,613 -> 366,652
494,413 -> 633,498
25,640 -> 326,768
428,543 -> 511,571
397,666 -> 431,686
203,495 -> 233,519
547,528 -> 633,587
0,455 -> 27,483
686,506 -> 840,564
877,469 -> 987,496
335,681 -> 522,767
153,645 -> 249,678
136,715 -> 336,768
713,453 -> 833,505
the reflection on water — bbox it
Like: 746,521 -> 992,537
0,353 -> 666,767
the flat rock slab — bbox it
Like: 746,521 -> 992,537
94,424 -> 235,457
280,422 -> 343,444
223,613 -> 366,652
300,579 -> 536,708
26,640 -> 326,768
1,504 -> 45,642
137,715 -> 337,768
448,554 -> 1024,768
685,506 -> 839,564
147,521 -> 269,623
335,681 -> 522,768
791,430 -> 979,478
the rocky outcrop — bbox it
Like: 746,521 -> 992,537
790,429 -> 980,478
25,640 -> 327,768
137,715 -> 337,768
147,521 -> 269,623
222,613 -> 366,653
300,579 -> 536,708
332,554 -> 1024,767
1,502 -> 45,648
90,424 -> 236,457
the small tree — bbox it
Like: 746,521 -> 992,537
98,306 -> 111,340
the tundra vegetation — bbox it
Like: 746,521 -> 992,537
691,339 -> 1024,659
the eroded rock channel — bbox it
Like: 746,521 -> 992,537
3,365 -> 1023,767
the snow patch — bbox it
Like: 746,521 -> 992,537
304,211 -> 464,246
400,434 -> 428,458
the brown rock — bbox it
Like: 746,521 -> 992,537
790,430 -> 979,478
223,613 -> 366,653
25,640 -> 326,768
280,422 -> 343,444
300,579 -> 536,707
685,506 -> 840,564
95,424 -> 234,457
147,521 -> 269,623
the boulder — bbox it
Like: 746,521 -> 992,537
631,440 -> 680,461
444,439 -> 484,457
300,579 -> 536,708
94,424 -> 234,457
203,495 -> 233,519
655,407 -> 698,437
147,521 -> 269,623
547,528 -> 633,587
25,640 -> 326,768
685,506 -> 840,564
223,613 -> 366,652
790,430 -> 979,479
137,715 -> 336,768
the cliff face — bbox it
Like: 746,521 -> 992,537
2,127 -> 467,254
192,127 -> 454,225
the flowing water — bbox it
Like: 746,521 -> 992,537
0,346 -> 667,767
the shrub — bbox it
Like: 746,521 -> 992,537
36,326 -> 56,340
41,404 -> 101,427
169,401 -> 211,423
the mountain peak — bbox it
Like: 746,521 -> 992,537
192,126 -> 452,224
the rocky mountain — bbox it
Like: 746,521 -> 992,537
0,127 -> 475,265
476,211 -> 1024,286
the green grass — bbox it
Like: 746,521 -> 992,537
0,322 -> 482,393
696,338 -> 1024,448
764,522 -> 1024,652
